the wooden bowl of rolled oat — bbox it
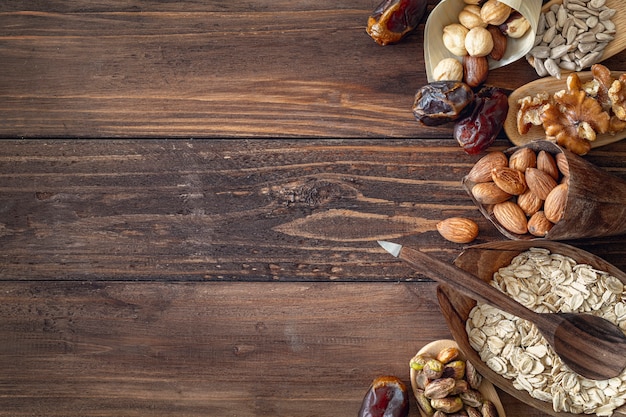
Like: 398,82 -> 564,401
438,240 -> 626,417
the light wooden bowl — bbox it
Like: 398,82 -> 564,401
424,0 -> 543,82
410,339 -> 506,417
438,240 -> 626,417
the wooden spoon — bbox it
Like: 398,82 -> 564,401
504,71 -> 626,148
378,240 -> 626,380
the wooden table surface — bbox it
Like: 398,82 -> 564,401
2,1 -> 626,416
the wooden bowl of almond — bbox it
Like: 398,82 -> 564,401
437,240 -> 626,417
462,140 -> 626,240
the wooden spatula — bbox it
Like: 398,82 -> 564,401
378,241 -> 626,380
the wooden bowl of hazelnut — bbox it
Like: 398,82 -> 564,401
424,0 -> 542,87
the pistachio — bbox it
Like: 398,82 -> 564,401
431,396 -> 464,414
410,353 -> 432,371
482,400 -> 499,417
423,358 -> 445,380
460,389 -> 484,408
442,360 -> 466,380
415,390 -> 436,417
436,346 -> 460,364
425,378 -> 456,399
465,361 -> 482,390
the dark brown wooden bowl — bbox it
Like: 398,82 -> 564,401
438,240 -> 626,417
462,140 -> 626,240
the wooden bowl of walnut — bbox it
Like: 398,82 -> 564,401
438,240 -> 626,417
462,140 -> 626,240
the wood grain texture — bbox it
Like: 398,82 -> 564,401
0,280 -> 545,417
1,0 -> 624,138
2,139 -> 625,281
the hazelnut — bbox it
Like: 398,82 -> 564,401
463,55 -> 489,88
443,23 -> 469,56
433,58 -> 464,81
465,26 -> 493,57
480,0 -> 511,26
459,5 -> 487,30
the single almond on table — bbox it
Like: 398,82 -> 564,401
437,217 -> 479,243
467,151 -> 508,183
525,167 -> 557,200
492,167 -> 527,195
544,183 -> 568,223
493,201 -> 527,235
471,182 -> 512,205
508,147 -> 536,172
528,211 -> 554,237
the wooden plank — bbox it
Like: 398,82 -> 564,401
0,280 -> 545,416
3,1 -> 624,138
1,139 -> 626,280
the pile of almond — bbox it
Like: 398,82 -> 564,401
466,148 -> 569,237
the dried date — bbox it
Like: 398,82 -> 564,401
413,81 -> 474,126
358,375 -> 409,417
366,0 -> 428,45
453,87 -> 509,154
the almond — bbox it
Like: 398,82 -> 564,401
437,217 -> 479,244
493,201 -> 528,235
528,211 -> 554,237
525,167 -> 557,200
467,151 -> 508,183
508,148 -> 536,172
487,24 -> 507,61
491,167 -> 527,195
471,182 -> 512,204
517,189 -> 543,216
555,152 -> 569,177
544,183 -> 568,223
537,150 -> 559,180
463,55 -> 489,88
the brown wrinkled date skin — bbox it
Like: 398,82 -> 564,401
413,81 -> 474,126
367,0 -> 428,45
454,87 -> 509,154
358,376 -> 409,417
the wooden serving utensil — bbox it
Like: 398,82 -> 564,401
378,240 -> 626,380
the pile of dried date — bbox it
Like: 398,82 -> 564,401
412,82 -> 509,154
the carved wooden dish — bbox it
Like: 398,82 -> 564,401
438,240 -> 626,417
410,339 -> 506,417
424,0 -> 543,82
504,71 -> 626,148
